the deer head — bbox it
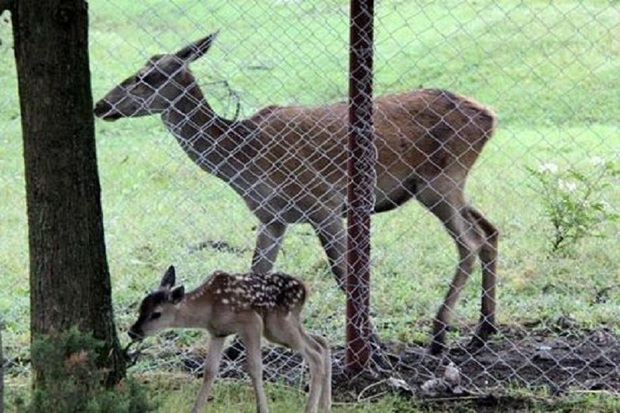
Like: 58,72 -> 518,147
94,31 -> 219,121
128,265 -> 185,341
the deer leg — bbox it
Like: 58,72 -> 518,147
299,330 -> 329,413
418,187 -> 481,354
431,241 -> 477,354
224,222 -> 286,362
297,330 -> 332,413
191,336 -> 226,413
240,318 -> 269,413
251,221 -> 287,274
265,314 -> 327,413
466,206 -> 499,348
311,213 -> 390,367
310,214 -> 347,290
310,333 -> 332,412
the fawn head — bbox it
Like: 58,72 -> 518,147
128,265 -> 185,341
94,31 -> 219,121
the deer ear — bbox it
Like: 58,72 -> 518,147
170,286 -> 185,304
160,265 -> 176,289
175,30 -> 220,62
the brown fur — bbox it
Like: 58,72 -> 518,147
129,266 -> 331,413
188,271 -> 308,313
96,32 -> 499,354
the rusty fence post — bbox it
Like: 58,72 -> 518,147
346,0 -> 375,372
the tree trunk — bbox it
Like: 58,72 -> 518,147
12,0 -> 125,385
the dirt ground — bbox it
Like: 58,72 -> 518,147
327,324 -> 620,409
176,323 -> 620,410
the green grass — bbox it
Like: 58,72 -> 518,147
5,372 -> 620,413
1,0 -> 620,411
148,376 -> 396,413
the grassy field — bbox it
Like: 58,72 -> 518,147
1,0 -> 620,411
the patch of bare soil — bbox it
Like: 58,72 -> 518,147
172,324 -> 619,410
326,324 -> 620,410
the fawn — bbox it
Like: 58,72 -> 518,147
128,266 -> 331,413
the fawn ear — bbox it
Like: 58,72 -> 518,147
175,30 -> 220,63
160,265 -> 176,289
170,286 -> 185,304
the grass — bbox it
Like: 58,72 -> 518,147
1,0 -> 620,411
5,372 -> 620,413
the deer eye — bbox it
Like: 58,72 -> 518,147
150,312 -> 162,320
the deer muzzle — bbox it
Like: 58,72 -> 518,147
93,99 -> 123,121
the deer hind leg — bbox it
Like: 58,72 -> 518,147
251,221 -> 287,274
417,184 -> 486,354
466,206 -> 499,348
265,314 -> 329,413
239,316 -> 270,413
191,336 -> 226,413
309,333 -> 332,412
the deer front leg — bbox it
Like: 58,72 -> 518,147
251,221 -> 287,274
310,214 -> 347,290
192,336 -> 226,413
226,222 -> 287,362
311,213 -> 389,365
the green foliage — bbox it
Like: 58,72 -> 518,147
23,328 -> 153,413
527,158 -> 620,255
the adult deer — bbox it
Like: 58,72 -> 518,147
95,32 -> 498,354
129,266 -> 331,413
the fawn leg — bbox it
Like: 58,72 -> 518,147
191,336 -> 226,413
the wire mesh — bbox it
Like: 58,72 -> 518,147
1,0 -> 619,408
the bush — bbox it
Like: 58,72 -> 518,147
23,328 -> 154,413
527,158 -> 619,255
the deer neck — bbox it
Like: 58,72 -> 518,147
171,293 -> 212,330
160,84 -> 249,179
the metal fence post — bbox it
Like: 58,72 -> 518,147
346,0 -> 375,372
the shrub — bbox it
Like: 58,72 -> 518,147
527,158 -> 619,255
23,328 -> 154,413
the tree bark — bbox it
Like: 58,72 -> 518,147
12,0 -> 125,385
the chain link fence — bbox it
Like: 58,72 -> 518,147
2,0 -> 619,407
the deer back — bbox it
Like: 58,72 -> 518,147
245,88 -> 495,202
